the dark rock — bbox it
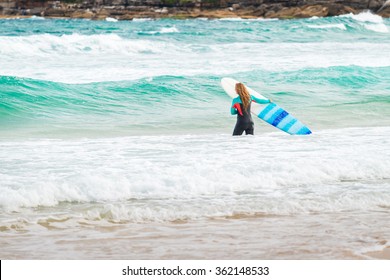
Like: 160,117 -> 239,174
378,5 -> 390,17
43,8 -> 67,17
325,3 -> 356,16
253,4 -> 268,16
1,0 -> 389,18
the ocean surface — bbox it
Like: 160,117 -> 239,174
1,12 -> 390,259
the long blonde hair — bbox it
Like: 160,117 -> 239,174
235,83 -> 251,112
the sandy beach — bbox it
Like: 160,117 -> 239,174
1,212 -> 389,259
366,247 -> 390,260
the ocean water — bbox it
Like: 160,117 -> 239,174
1,12 -> 390,259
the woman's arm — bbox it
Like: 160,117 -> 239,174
231,99 -> 237,115
231,97 -> 241,115
251,95 -> 271,104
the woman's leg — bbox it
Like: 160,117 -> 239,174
233,123 -> 244,136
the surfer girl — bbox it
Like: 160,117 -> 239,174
231,83 -> 271,136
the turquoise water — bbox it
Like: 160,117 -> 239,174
1,13 -> 390,259
1,14 -> 390,137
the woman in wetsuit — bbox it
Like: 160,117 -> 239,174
231,83 -> 271,136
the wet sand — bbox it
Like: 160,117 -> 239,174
366,247 -> 390,260
1,213 -> 389,259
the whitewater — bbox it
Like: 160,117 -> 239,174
0,12 -> 390,259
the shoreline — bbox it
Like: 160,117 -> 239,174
1,216 -> 389,259
366,247 -> 390,260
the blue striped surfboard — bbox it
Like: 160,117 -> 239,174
258,102 -> 311,135
221,77 -> 311,135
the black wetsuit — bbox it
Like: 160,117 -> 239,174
232,103 -> 254,136
231,95 -> 270,136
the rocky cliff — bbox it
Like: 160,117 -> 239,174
1,0 -> 390,19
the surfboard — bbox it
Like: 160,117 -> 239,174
221,78 -> 312,135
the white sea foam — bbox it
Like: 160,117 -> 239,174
105,17 -> 118,22
159,26 -> 179,33
339,11 -> 388,33
341,11 -> 384,23
132,18 -> 154,22
364,23 -> 389,33
307,24 -> 347,30
216,17 -> 279,22
218,17 -> 244,21
1,33 -> 389,83
143,26 -> 179,34
248,18 -> 279,21
1,127 -> 389,221
30,15 -> 45,20
0,34 -> 162,56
